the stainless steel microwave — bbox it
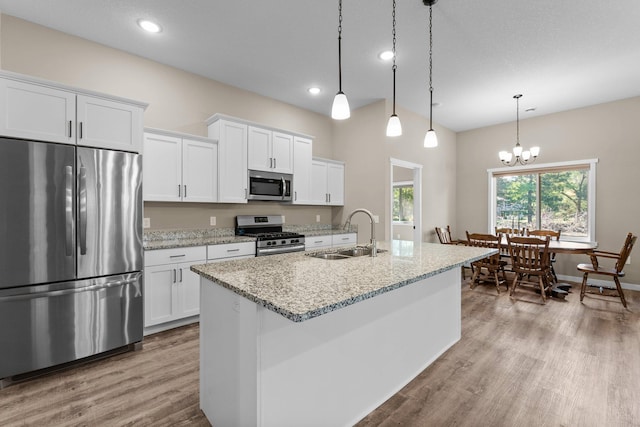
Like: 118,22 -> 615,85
247,170 -> 293,201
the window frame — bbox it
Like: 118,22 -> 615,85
392,180 -> 415,225
487,158 -> 598,243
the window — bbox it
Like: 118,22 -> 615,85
488,159 -> 597,242
393,182 -> 414,223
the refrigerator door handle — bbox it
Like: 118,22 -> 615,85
79,166 -> 88,255
0,277 -> 140,302
65,165 -> 74,256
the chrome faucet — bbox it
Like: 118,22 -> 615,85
344,208 -> 377,257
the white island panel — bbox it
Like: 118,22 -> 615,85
200,267 -> 461,427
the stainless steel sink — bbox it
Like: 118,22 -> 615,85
309,253 -> 351,260
307,246 -> 386,260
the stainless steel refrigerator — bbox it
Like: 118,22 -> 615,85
0,137 -> 143,383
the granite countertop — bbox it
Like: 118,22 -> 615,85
191,241 -> 496,323
143,225 -> 355,250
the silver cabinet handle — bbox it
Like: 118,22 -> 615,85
184,185 -> 187,198
329,194 -> 331,203
173,269 -> 177,283
68,121 -> 73,138
79,122 -> 83,139
245,188 -> 248,198
270,158 -> 273,168
273,158 -> 276,169
342,237 -> 349,241
64,165 -> 73,256
79,166 -> 87,255
179,268 -> 183,283
294,191 -> 297,201
227,248 -> 240,252
169,254 -> 186,258
314,240 -> 323,244
178,185 -> 181,197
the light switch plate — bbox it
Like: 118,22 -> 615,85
373,215 -> 379,223
143,218 -> 150,228
281,215 -> 285,223
210,216 -> 216,226
316,214 -> 321,222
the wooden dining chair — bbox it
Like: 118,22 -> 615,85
494,227 -> 523,272
527,229 -> 561,282
435,225 -> 463,245
466,232 -> 508,294
577,232 -> 637,308
507,235 -> 552,304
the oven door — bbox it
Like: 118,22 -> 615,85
247,170 -> 292,201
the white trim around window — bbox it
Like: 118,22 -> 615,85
487,158 -> 598,243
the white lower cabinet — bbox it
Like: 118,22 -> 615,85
304,235 -> 333,250
144,246 -> 206,333
305,233 -> 357,250
207,241 -> 255,261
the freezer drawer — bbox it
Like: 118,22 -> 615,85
0,272 -> 143,380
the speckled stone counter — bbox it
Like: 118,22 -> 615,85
143,228 -> 255,250
197,240 -> 497,427
191,241 -> 494,322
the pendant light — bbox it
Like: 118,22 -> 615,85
386,0 -> 402,137
498,94 -> 540,166
331,0 -> 350,120
423,0 -> 438,148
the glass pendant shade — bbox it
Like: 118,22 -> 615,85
424,129 -> 438,148
513,144 -> 523,157
530,146 -> 540,157
386,114 -> 402,137
331,91 -> 350,120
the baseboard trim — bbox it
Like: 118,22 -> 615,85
557,274 -> 640,292
143,315 -> 199,336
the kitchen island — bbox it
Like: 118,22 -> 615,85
191,241 -> 495,427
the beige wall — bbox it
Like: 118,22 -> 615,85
0,14 -> 336,229
457,96 -> 640,283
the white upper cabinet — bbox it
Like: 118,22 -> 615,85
292,136 -> 313,204
310,158 -> 345,206
76,95 -> 143,152
247,126 -> 293,174
208,118 -> 248,204
0,73 -> 146,152
143,129 -> 218,203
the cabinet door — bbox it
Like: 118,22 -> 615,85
144,264 -> 178,327
310,160 -> 328,205
247,126 -> 272,172
272,132 -> 293,174
176,261 -> 203,318
216,120 -> 248,203
0,78 -> 75,144
182,138 -> 218,203
76,95 -> 143,153
292,136 -> 312,204
143,132 -> 182,201
327,162 -> 345,206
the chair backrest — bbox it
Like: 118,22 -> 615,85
616,233 -> 637,272
495,227 -> 524,236
527,229 -> 561,241
507,235 -> 550,274
466,232 -> 502,264
435,225 -> 455,244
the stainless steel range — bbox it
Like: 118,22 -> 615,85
236,215 -> 305,256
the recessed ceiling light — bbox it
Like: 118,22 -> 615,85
308,87 -> 321,95
378,50 -> 394,61
138,19 -> 162,33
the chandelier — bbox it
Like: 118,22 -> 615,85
498,94 -> 540,166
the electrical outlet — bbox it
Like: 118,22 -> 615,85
210,216 -> 216,226
373,215 -> 379,223
316,214 -> 321,222
281,215 -> 285,223
143,218 -> 151,228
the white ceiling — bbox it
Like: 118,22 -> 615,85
1,0 -> 639,132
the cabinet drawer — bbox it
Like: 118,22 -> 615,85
208,242 -> 255,260
305,235 -> 332,249
145,246 -> 207,267
332,233 -> 357,247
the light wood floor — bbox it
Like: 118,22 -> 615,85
1,279 -> 639,426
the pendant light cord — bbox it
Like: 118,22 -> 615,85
428,4 -> 434,130
338,0 -> 343,92
392,0 -> 397,115
515,94 -> 520,146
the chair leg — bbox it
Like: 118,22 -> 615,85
509,274 -> 519,296
580,272 -> 589,302
492,270 -> 501,294
613,276 -> 628,308
470,266 -> 480,290
539,276 -> 547,304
